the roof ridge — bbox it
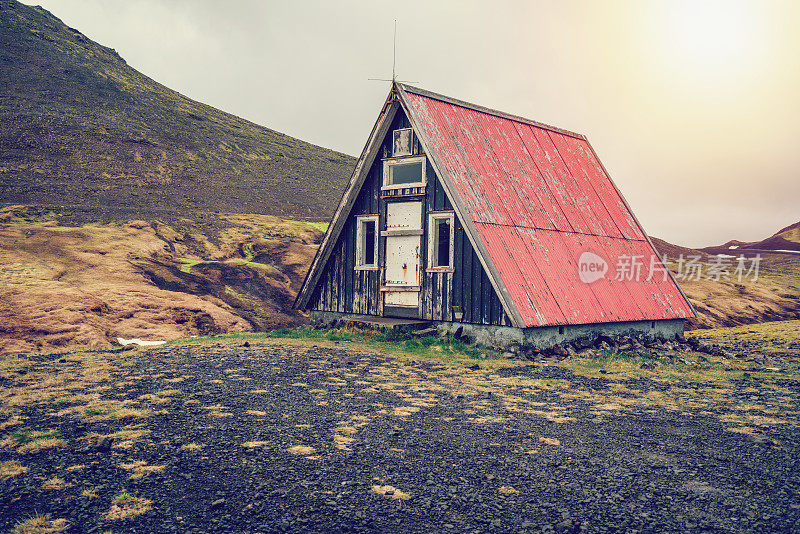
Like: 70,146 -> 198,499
397,83 -> 586,140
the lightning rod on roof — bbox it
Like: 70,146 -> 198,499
368,20 -> 419,85
392,19 -> 396,82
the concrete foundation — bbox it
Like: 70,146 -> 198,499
309,311 -> 685,351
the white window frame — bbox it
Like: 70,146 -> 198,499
427,211 -> 455,272
355,214 -> 379,270
382,155 -> 426,190
392,128 -> 413,157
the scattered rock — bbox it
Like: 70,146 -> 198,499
413,327 -> 438,337
96,436 -> 114,452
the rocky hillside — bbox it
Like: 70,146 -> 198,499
0,1 -> 354,220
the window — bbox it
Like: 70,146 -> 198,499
393,128 -> 413,157
355,215 -> 378,270
428,212 -> 454,271
383,155 -> 426,189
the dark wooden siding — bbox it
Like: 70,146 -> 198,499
308,107 -> 510,326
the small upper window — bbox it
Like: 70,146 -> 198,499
355,215 -> 378,270
428,212 -> 454,270
383,156 -> 426,189
393,128 -> 413,157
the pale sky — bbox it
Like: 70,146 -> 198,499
23,0 -> 800,248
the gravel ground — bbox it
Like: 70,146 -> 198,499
1,340 -> 799,533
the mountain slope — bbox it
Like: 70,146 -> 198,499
0,1 -> 354,220
700,221 -> 800,256
650,235 -> 800,329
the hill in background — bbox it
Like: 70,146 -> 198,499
700,221 -> 800,256
650,232 -> 800,330
0,1 -> 356,354
0,1 -> 354,221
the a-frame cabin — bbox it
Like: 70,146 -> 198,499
295,83 -> 694,349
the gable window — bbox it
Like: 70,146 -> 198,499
383,155 -> 426,190
428,212 -> 454,271
355,214 -> 378,270
393,128 -> 413,157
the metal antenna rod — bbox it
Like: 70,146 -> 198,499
392,20 -> 397,82
368,20 -> 418,85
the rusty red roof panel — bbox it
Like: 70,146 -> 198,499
403,87 -> 694,326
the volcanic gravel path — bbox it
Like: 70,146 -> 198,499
2,342 -> 799,533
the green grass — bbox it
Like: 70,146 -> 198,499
284,219 -> 329,233
166,326 -> 499,364
11,429 -> 61,444
242,242 -> 255,261
114,491 -> 133,503
177,258 -> 204,274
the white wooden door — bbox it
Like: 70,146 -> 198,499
383,201 -> 422,313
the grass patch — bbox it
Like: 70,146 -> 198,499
42,477 -> 72,490
283,219 -> 329,232
0,460 -> 28,480
371,485 -> 410,501
287,444 -> 315,455
17,437 -> 67,454
106,492 -> 152,520
119,460 -> 165,479
11,513 -> 69,533
169,326 -> 501,367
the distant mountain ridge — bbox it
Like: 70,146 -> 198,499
700,221 -> 800,256
0,0 -> 354,220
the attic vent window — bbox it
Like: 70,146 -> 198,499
383,155 -> 426,190
427,212 -> 454,271
393,128 -> 413,157
355,214 -> 378,270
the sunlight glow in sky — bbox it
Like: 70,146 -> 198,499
22,0 -> 800,248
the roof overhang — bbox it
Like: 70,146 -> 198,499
294,88 -> 400,309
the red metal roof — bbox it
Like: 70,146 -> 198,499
401,85 -> 694,327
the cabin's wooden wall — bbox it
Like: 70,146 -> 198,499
308,108 -> 511,326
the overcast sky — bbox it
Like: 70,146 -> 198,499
24,0 -> 800,247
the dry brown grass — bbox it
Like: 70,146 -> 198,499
181,442 -> 202,451
371,485 -> 410,501
0,460 -> 28,480
242,441 -> 269,448
0,414 -> 23,429
105,493 -> 152,520
137,393 -> 171,405
10,513 -> 69,533
287,444 -> 315,455
392,406 -> 420,417
42,477 -> 72,490
17,437 -> 66,454
119,460 -> 165,479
